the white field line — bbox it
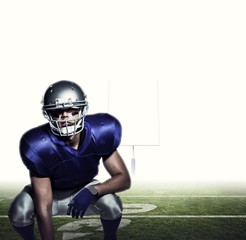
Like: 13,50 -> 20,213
1,215 -> 246,219
121,195 -> 246,198
2,196 -> 246,200
55,215 -> 246,219
123,215 -> 246,218
1,197 -> 246,219
0,197 -> 12,201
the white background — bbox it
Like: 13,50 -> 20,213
0,1 -> 246,184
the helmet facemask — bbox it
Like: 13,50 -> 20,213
43,106 -> 88,137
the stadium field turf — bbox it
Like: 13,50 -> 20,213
1,181 -> 246,239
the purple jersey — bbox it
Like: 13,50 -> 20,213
20,113 -> 122,190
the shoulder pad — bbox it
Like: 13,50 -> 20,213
85,113 -> 122,155
20,124 -> 51,177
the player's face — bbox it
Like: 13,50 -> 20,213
50,108 -> 80,127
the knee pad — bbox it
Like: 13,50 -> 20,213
8,185 -> 35,227
95,194 -> 123,220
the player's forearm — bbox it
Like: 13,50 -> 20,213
35,202 -> 55,240
36,212 -> 55,240
94,172 -> 131,196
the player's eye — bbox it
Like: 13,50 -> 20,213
49,110 -> 63,118
71,110 -> 80,116
48,108 -> 80,118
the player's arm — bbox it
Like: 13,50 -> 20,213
94,150 -> 131,195
67,150 -> 130,218
31,175 -> 55,240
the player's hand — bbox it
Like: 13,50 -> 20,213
67,187 -> 97,218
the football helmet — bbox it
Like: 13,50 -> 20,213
42,80 -> 88,136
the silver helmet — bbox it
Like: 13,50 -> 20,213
42,80 -> 88,136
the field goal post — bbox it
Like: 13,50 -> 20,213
107,80 -> 160,176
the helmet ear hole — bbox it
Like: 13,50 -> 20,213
41,80 -> 88,136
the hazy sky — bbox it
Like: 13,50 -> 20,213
1,1 -> 246,183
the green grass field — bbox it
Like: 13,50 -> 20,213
1,181 -> 246,239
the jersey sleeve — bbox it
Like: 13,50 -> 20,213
108,114 -> 122,150
89,113 -> 122,156
20,132 -> 50,177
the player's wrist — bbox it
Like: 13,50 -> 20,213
87,185 -> 99,197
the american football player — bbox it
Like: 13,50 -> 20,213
8,80 -> 131,240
